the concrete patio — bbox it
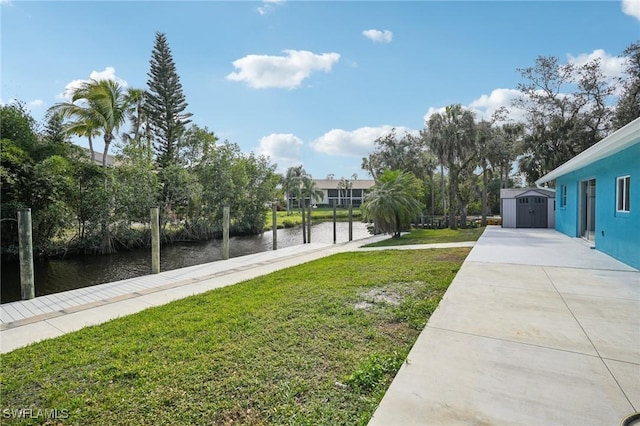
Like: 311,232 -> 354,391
369,226 -> 639,425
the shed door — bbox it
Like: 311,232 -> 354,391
516,196 -> 547,228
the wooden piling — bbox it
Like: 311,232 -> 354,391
17,208 -> 35,300
151,207 -> 160,274
223,206 -> 230,259
348,202 -> 353,241
333,202 -> 337,244
272,203 -> 277,250
301,204 -> 307,244
307,202 -> 312,243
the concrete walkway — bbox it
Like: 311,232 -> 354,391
1,234 -> 473,353
369,227 -> 640,426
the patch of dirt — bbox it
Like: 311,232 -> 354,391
354,281 -> 423,311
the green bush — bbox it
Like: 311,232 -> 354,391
282,219 -> 296,228
345,352 -> 405,393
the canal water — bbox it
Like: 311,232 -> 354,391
1,221 -> 372,304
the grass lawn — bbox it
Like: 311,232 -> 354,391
363,226 -> 486,247
0,248 -> 469,425
265,208 -> 362,230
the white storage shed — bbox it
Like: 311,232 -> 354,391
500,188 -> 555,228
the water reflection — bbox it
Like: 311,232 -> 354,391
1,221 -> 371,303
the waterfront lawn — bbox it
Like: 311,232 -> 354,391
363,226 -> 486,247
0,249 -> 468,425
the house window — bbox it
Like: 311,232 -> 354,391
617,176 -> 630,212
560,185 -> 567,208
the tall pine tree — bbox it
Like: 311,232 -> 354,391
145,31 -> 192,168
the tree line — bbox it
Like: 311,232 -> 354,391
2,35 -> 638,255
1,32 -> 279,258
361,41 -> 639,231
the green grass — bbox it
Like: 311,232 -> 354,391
265,208 -> 362,230
0,249 -> 469,425
363,226 -> 486,247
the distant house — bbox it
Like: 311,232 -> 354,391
535,117 -> 640,269
313,179 -> 375,207
500,188 -> 555,228
80,146 -> 117,167
287,178 -> 375,207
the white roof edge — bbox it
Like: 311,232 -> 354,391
535,117 -> 640,185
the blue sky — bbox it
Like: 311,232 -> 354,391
2,1 -> 639,179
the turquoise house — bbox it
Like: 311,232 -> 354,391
536,117 -> 640,269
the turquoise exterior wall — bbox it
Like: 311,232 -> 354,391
554,142 -> 640,269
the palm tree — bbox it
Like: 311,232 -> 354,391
63,117 -> 101,162
283,165 -> 304,215
425,104 -> 477,229
301,175 -> 324,243
123,88 -> 146,141
418,149 -> 438,218
337,177 -> 348,207
302,175 -> 324,206
422,126 -> 447,218
350,173 -> 358,205
476,120 -> 493,226
49,79 -> 129,254
50,79 -> 129,167
362,170 -> 423,237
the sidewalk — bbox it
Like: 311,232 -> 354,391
2,234 -> 470,354
369,227 -> 639,426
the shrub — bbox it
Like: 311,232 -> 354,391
345,352 -> 405,393
282,219 -> 296,228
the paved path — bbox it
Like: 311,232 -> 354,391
369,227 -> 640,426
0,235 -> 473,353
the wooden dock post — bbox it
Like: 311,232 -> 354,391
333,203 -> 337,244
348,202 -> 353,241
17,208 -> 35,300
301,204 -> 307,244
272,202 -> 277,250
223,206 -> 230,259
307,202 -> 312,243
151,207 -> 160,274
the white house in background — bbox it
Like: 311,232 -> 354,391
313,179 -> 376,207
79,146 -> 117,167
500,188 -> 555,228
285,179 -> 375,207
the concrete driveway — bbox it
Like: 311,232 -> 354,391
369,226 -> 639,426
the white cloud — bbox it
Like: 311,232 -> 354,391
622,0 -> 640,20
0,0 -> 12,6
567,49 -> 627,82
0,98 -> 45,110
422,89 -> 526,126
226,50 -> 340,89
425,48 -> 627,126
468,88 -> 526,122
257,0 -> 285,15
257,133 -> 303,171
310,125 -> 416,157
57,66 -> 128,100
27,99 -> 44,108
362,29 -> 393,43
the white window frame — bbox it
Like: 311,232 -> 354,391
560,185 -> 567,208
616,175 -> 630,212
